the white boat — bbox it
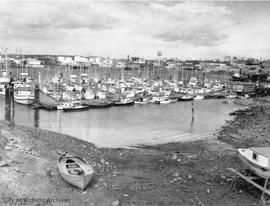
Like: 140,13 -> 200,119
178,95 -> 194,101
83,90 -> 95,100
159,97 -> 171,104
57,102 -> 75,110
226,94 -> 237,99
194,95 -> 204,100
114,98 -> 134,106
134,98 -> 149,104
96,91 -> 106,99
170,98 -> 178,103
14,87 -> 34,105
238,147 -> 270,178
0,71 -> 10,95
58,153 -> 94,190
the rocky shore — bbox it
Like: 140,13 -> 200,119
0,97 -> 270,206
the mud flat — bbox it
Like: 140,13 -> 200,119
0,97 -> 270,205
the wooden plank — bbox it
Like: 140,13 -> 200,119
227,168 -> 270,196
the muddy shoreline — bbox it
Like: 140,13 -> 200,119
0,98 -> 270,205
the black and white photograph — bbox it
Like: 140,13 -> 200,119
0,0 -> 270,205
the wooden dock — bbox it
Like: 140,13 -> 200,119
227,168 -> 270,203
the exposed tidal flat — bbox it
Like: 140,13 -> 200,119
0,97 -> 270,205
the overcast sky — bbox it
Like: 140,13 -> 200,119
0,1 -> 270,59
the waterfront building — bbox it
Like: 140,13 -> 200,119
57,56 -> 74,65
26,58 -> 44,68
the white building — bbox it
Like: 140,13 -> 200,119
26,58 -> 44,68
57,56 -> 74,65
74,56 -> 88,63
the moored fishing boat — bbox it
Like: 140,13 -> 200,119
226,94 -> 237,99
57,102 -> 75,110
149,96 -> 161,104
170,97 -> 178,103
178,95 -> 194,101
63,104 -> 89,112
134,98 -> 150,104
14,87 -> 34,105
86,99 -> 112,108
83,90 -> 95,100
238,147 -> 270,178
193,95 -> 204,100
58,153 -> 94,190
114,98 -> 134,106
159,97 -> 171,104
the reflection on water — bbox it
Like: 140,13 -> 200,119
34,108 -> 40,128
5,92 -> 15,125
0,98 -> 240,148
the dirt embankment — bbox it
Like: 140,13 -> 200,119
0,97 -> 270,206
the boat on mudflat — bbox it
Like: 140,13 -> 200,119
58,153 -> 94,190
238,147 -> 270,178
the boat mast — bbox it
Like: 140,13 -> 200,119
5,48 -> 8,74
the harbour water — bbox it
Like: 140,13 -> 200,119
0,97 -> 241,148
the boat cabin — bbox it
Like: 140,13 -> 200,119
243,147 -> 270,168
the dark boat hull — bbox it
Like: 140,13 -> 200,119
63,106 -> 89,112
178,97 -> 194,101
87,102 -> 112,108
113,101 -> 134,106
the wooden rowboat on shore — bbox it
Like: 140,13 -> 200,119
58,153 -> 94,190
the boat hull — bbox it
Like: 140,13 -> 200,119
87,101 -> 112,108
63,106 -> 89,112
178,97 -> 194,101
238,149 -> 270,178
58,154 -> 94,190
134,101 -> 149,104
14,97 -> 34,105
114,101 -> 134,106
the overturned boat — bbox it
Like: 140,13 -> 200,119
58,153 -> 94,190
238,147 -> 270,178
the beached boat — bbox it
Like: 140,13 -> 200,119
238,147 -> 270,178
58,153 -> 94,190
114,98 -> 134,106
14,87 -> 34,105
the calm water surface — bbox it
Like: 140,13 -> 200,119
0,97 -> 240,148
